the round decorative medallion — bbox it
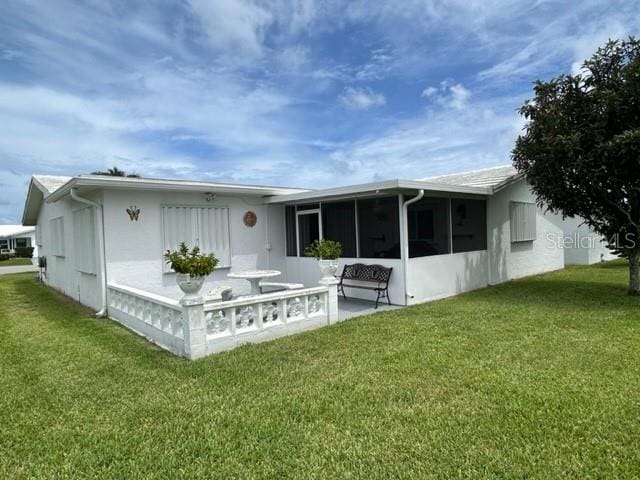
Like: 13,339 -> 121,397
243,211 -> 257,227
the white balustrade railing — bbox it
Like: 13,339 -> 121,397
106,278 -> 339,359
107,283 -> 185,355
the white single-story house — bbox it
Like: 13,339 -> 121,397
20,166 -> 614,358
0,224 -> 38,257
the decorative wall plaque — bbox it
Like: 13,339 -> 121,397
126,205 -> 140,221
243,211 -> 257,227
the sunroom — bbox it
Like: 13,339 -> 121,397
266,179 -> 494,306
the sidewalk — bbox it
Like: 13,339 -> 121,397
0,265 -> 38,276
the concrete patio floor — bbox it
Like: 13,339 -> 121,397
338,296 -> 401,321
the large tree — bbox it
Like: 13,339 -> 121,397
512,37 -> 640,295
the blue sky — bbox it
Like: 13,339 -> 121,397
1,0 -> 639,223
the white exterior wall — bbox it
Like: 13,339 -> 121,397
35,193 -> 103,310
487,180 -> 565,284
102,189 -> 288,300
561,216 -> 618,265
407,251 -> 489,304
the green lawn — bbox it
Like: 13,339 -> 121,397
0,257 -> 33,266
1,262 -> 639,479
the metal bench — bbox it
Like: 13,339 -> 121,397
338,263 -> 392,308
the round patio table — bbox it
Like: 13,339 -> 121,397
227,270 -> 281,296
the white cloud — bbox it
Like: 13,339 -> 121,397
448,84 -> 471,109
339,87 -> 386,110
328,94 -> 523,183
421,86 -> 438,97
187,0 -> 273,60
421,82 -> 471,110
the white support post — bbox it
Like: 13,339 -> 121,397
181,296 -> 206,360
319,277 -> 339,324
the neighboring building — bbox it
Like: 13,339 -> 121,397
561,216 -> 618,265
20,166 -> 613,314
0,224 -> 38,257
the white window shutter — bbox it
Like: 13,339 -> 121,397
162,206 -> 230,271
73,207 -> 97,274
510,202 -> 537,242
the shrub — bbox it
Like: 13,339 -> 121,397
0,254 -> 10,262
304,239 -> 342,260
164,243 -> 217,276
14,247 -> 34,258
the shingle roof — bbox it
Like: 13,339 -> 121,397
33,175 -> 72,195
421,165 -> 519,189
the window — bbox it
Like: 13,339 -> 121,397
510,202 -> 537,242
0,239 -> 8,251
297,211 -> 320,255
15,237 -> 31,248
285,206 -> 297,256
451,199 -> 487,253
73,207 -> 97,274
408,197 -> 450,257
357,197 -> 400,259
162,206 -> 231,271
322,201 -> 357,258
50,216 -> 65,256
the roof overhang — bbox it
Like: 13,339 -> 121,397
46,175 -> 311,203
265,179 -> 492,204
21,177 -> 51,226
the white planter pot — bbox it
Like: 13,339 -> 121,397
176,273 -> 205,299
318,259 -> 339,279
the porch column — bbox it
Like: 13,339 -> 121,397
319,277 -> 339,324
181,296 -> 206,360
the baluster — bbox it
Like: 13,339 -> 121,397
279,299 -> 287,324
256,303 -> 264,329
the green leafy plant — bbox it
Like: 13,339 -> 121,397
164,243 -> 217,276
304,239 -> 342,260
14,247 -> 34,258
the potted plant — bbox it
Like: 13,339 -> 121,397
304,239 -> 342,279
164,243 -> 218,299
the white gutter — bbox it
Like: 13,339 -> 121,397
70,188 -> 107,317
402,189 -> 424,303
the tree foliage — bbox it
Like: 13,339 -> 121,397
512,37 -> 640,294
91,166 -> 140,178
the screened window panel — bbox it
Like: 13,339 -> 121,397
73,207 -> 97,274
357,197 -> 400,259
408,197 -> 450,257
0,239 -> 8,250
322,201 -> 357,258
451,199 -> 487,253
162,206 -> 231,271
49,217 -> 65,256
298,212 -> 320,256
285,206 -> 297,256
15,238 -> 31,248
510,202 -> 537,242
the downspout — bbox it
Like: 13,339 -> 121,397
70,188 -> 107,317
402,189 -> 424,304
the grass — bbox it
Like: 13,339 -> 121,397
1,261 -> 639,479
0,257 -> 33,266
